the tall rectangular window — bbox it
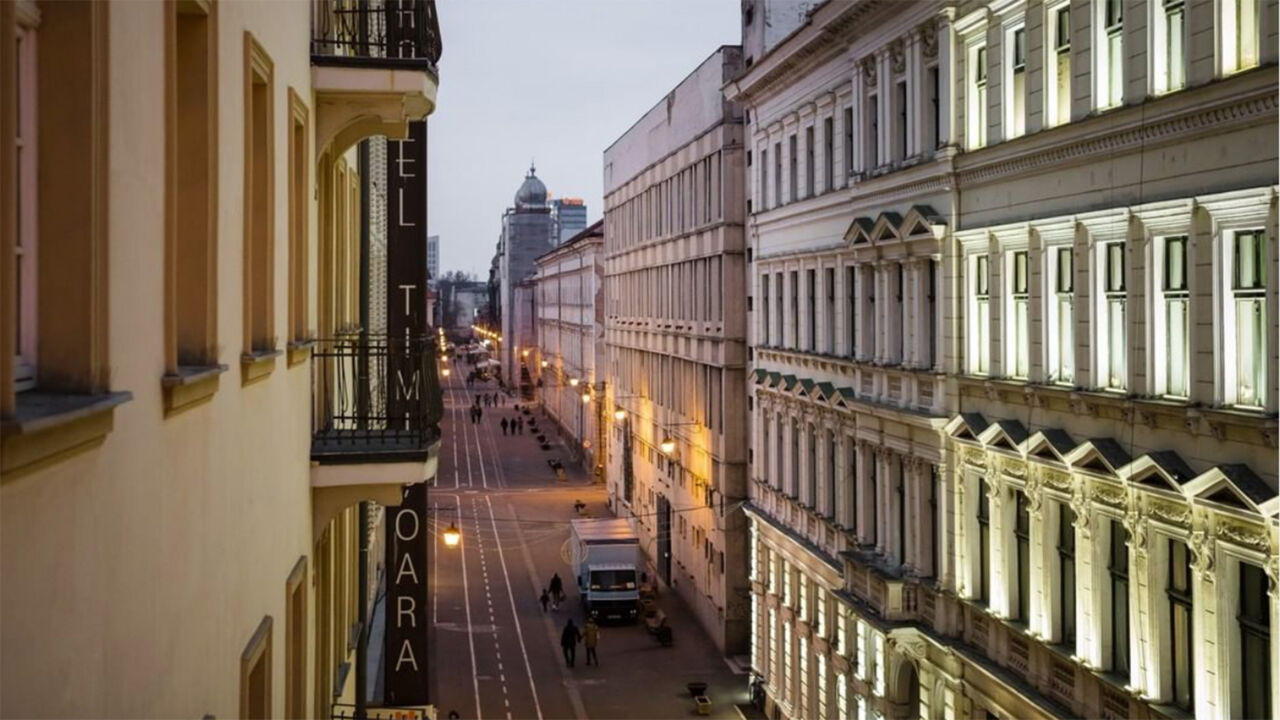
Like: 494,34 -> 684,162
1168,539 -> 1194,711
823,117 -> 834,191
928,66 -> 940,150
1049,246 -> 1074,382
776,271 -> 784,348
1102,242 -> 1126,390
1010,250 -> 1030,378
169,2 -> 218,375
1223,0 -> 1260,74
896,80 -> 908,160
867,94 -> 880,168
1231,230 -> 1266,407
1046,4 -> 1072,126
12,13 -> 38,393
1007,26 -> 1027,138
805,126 -> 814,199
287,92 -> 309,351
1109,520 -> 1131,675
927,259 -> 938,367
791,421 -> 800,498
970,254 -> 991,374
968,45 -> 988,148
790,270 -> 799,349
807,268 -> 816,352
762,273 -> 771,345
774,142 -> 782,207
845,267 -> 857,358
1014,491 -> 1031,621
1155,0 -> 1187,93
760,148 -> 768,210
1162,236 -> 1190,397
895,264 -> 905,362
844,106 -> 854,177
1098,0 -> 1124,108
825,431 -> 836,517
927,466 -> 939,577
243,35 -> 275,359
788,134 -> 797,203
1057,504 -> 1076,646
825,267 -> 835,354
977,478 -> 991,602
1240,562 -> 1271,720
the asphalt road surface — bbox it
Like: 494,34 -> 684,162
427,371 -> 747,720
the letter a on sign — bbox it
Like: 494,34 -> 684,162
395,639 -> 419,672
397,552 -> 420,584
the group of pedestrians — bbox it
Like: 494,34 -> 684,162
468,402 -> 484,424
538,573 -> 600,668
476,392 -> 502,407
501,416 -> 525,436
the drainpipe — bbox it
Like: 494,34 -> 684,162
356,501 -> 370,719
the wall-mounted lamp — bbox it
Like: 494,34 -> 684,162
660,437 -> 677,455
581,392 -> 591,404
613,409 -> 627,422
569,378 -> 580,388
540,360 -> 549,368
442,522 -> 461,548
442,368 -> 451,377
522,349 -> 530,358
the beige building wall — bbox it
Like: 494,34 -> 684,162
603,45 -> 751,655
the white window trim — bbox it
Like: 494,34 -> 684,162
1219,0 -> 1261,76
1094,0 -> 1125,110
1003,239 -> 1031,380
967,41 -> 989,149
1045,241 -> 1075,384
1153,234 -> 1191,398
968,251 -> 992,375
1004,20 -> 1028,139
1152,0 -> 1188,95
1044,0 -> 1073,127
956,7 -> 990,151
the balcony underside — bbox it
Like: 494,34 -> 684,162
313,65 -> 438,158
311,436 -> 440,538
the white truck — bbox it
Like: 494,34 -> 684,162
570,518 -> 641,622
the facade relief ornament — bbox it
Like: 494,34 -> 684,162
1123,506 -> 1149,558
1092,483 -> 1126,508
1042,469 -> 1071,492
1188,509 -> 1216,581
1148,499 -> 1192,528
1216,520 -> 1269,551
1001,458 -> 1027,480
890,39 -> 906,74
963,447 -> 987,469
920,20 -> 939,58
862,56 -> 878,88
1069,486 -> 1091,539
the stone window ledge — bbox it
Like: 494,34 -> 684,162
162,364 -> 229,417
240,348 -> 282,385
1,391 -> 133,479
286,338 -> 315,367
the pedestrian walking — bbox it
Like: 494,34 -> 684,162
583,616 -> 600,666
476,406 -> 484,422
501,418 -> 509,436
549,572 -> 564,605
560,619 -> 581,668
539,588 -> 550,612
475,394 -> 481,407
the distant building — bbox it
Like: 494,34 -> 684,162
534,221 -> 605,473
427,234 -> 440,283
550,197 -> 587,247
494,165 -> 555,391
602,45 -> 749,656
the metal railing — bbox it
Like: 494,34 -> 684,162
312,335 -> 442,461
311,0 -> 442,70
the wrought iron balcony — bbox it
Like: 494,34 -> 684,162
311,0 -> 442,73
311,336 -> 442,464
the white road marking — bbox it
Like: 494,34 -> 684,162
485,495 -> 545,720
448,491 -> 483,720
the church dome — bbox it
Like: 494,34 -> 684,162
514,164 -> 547,207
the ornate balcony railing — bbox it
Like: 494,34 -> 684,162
311,335 -> 442,463
311,0 -> 442,71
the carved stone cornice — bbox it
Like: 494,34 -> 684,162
919,19 -> 939,58
1217,520 -> 1269,552
1041,468 -> 1072,493
1092,482 -> 1126,508
862,56 -> 878,88
1148,498 -> 1192,529
890,39 -> 906,74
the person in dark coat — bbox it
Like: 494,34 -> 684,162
560,619 -> 581,667
539,588 -> 550,612
583,616 -> 600,666
549,572 -> 564,604
501,418 -> 509,435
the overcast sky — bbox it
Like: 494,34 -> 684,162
427,0 -> 741,279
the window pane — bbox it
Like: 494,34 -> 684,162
1168,6 -> 1185,90
1167,298 -> 1189,396
1057,7 -> 1071,49
1057,247 -> 1073,292
1236,297 -> 1266,406
1165,236 -> 1187,291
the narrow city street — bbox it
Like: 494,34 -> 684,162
428,372 -> 749,720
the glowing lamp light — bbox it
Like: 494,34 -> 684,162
613,409 -> 626,422
660,437 -> 677,455
442,368 -> 451,377
581,392 -> 591,404
522,349 -> 531,358
569,377 -> 580,387
443,523 -> 461,548
540,360 -> 548,368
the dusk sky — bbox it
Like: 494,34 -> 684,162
427,0 -> 741,279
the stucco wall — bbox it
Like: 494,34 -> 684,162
1,3 -> 316,716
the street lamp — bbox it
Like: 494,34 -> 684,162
660,437 -> 677,455
522,349 -> 530,358
569,377 -> 580,387
443,522 -> 461,548
442,367 -> 451,378
613,408 -> 627,422
540,359 -> 548,368
581,391 -> 591,403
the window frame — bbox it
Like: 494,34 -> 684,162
1008,249 -> 1030,379
1045,2 -> 1072,127
1152,0 -> 1187,94
1225,228 -> 1268,408
967,43 -> 988,149
1107,519 -> 1131,676
1095,0 -> 1125,109
1157,235 -> 1191,398
1221,0 -> 1261,75
1099,241 -> 1127,391
1005,24 -> 1027,138
969,253 -> 991,375
1166,538 -> 1194,711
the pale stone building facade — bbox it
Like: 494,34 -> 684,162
534,221 -> 606,471
0,1 -> 442,716
728,0 -> 1278,719
603,45 -> 751,655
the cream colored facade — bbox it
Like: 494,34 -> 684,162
0,1 -> 440,717
534,222 -> 606,471
729,1 -> 1278,719
602,46 -> 751,655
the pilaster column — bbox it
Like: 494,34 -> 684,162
874,262 -> 889,364
850,58 -> 866,176
935,11 -> 957,148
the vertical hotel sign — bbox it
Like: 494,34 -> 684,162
384,0 -> 429,708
